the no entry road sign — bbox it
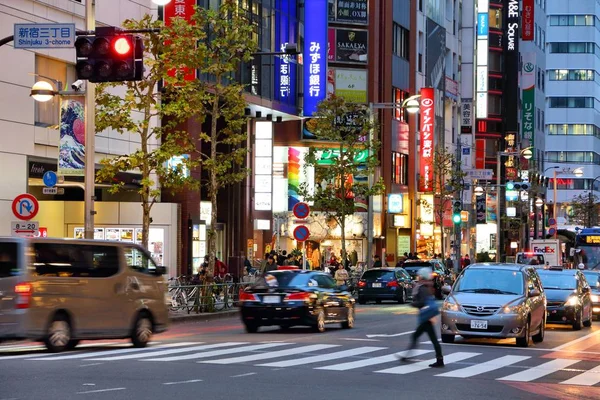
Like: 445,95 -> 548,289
12,193 -> 39,221
293,202 -> 310,219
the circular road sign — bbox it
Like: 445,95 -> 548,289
42,171 -> 57,187
293,225 -> 310,242
548,218 -> 557,226
12,193 -> 39,221
548,227 -> 556,236
293,202 -> 310,219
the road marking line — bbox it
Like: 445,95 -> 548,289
553,330 -> 600,350
316,350 -> 433,371
28,342 -> 195,361
144,342 -> 291,362
436,355 -> 530,378
375,352 -> 480,375
341,338 -> 381,342
200,344 -> 338,365
163,379 -> 202,385
257,346 -> 386,368
231,373 -> 257,378
79,363 -> 104,367
367,331 -> 413,338
88,342 -> 246,361
497,358 -> 581,382
560,365 -> 600,386
1,351 -> 86,360
77,387 -> 126,394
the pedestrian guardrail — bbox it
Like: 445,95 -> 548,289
167,282 -> 252,314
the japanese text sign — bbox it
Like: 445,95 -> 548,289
303,0 -> 328,116
419,87 -> 434,193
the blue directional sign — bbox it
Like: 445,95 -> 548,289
293,225 -> 310,242
14,23 -> 76,49
43,171 -> 57,187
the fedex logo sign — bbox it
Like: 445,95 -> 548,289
533,246 -> 556,254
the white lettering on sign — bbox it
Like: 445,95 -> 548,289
419,88 -> 435,192
279,43 -> 291,98
308,41 -> 322,97
506,0 -> 519,51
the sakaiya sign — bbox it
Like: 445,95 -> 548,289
419,87 -> 434,192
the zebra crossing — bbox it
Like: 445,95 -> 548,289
2,341 -> 600,386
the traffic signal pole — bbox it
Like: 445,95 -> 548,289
84,0 -> 96,240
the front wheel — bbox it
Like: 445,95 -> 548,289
572,310 -> 583,331
516,321 -> 530,347
342,306 -> 355,329
44,315 -> 72,353
313,308 -> 326,333
245,323 -> 258,333
131,314 -> 153,348
532,319 -> 545,343
583,307 -> 593,327
397,289 -> 406,304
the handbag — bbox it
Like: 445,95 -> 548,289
419,297 -> 440,323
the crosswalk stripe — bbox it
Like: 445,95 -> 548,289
375,352 -> 480,374
436,355 -> 530,378
88,342 -> 247,361
497,358 -> 581,382
27,342 -> 196,361
200,344 -> 338,365
560,365 -> 600,386
142,342 -> 291,362
257,346 -> 386,368
315,349 -> 433,371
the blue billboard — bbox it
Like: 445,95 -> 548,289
477,13 -> 489,37
274,0 -> 297,112
303,0 -> 327,117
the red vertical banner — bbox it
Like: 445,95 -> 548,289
522,0 -> 534,41
418,87 -> 434,192
475,138 -> 486,169
164,0 -> 197,81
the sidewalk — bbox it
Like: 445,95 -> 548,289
168,307 -> 239,323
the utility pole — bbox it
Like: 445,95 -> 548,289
84,0 -> 96,240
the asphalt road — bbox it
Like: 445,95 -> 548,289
2,303 -> 600,400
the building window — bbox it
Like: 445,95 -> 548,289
488,94 -> 502,115
549,97 -> 594,108
548,69 -> 595,81
393,88 -> 409,121
392,152 -> 408,185
35,55 -> 76,127
546,151 -> 600,164
489,9 -> 502,29
393,23 -> 410,60
548,124 -> 600,137
549,42 -> 599,55
549,15 -> 596,26
489,52 -> 503,72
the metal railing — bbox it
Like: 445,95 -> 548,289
168,282 -> 252,314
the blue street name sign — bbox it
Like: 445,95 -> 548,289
14,23 -> 76,49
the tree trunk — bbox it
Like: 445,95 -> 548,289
207,90 -> 220,278
140,100 -> 152,251
340,215 -> 346,265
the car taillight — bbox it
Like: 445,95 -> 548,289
387,281 -> 399,287
239,291 -> 258,302
15,282 -> 32,309
357,280 -> 367,288
284,292 -> 314,302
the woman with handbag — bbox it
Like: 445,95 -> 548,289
401,267 -> 445,368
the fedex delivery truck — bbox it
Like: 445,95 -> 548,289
530,239 -> 562,267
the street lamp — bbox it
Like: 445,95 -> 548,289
151,0 -> 172,5
30,80 -> 58,102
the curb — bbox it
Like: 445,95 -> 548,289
168,308 -> 239,323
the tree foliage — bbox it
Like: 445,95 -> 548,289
298,95 -> 385,260
567,192 -> 600,227
165,1 -> 257,276
95,15 -> 198,251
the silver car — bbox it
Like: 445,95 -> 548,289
440,263 -> 546,347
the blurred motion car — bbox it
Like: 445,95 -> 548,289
239,269 -> 355,333
538,267 -> 593,330
440,263 -> 546,347
582,270 -> 600,320
403,260 -> 451,299
0,237 -> 168,352
356,267 -> 414,305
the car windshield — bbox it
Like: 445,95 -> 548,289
453,269 -> 523,295
538,273 -> 577,290
397,269 -> 411,280
252,272 -> 309,288
576,245 -> 600,270
583,272 -> 600,287
362,270 -> 395,280
517,254 -> 544,265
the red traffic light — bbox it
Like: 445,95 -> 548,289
113,37 -> 132,55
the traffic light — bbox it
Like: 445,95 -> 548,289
75,27 -> 143,83
506,181 -> 531,191
506,181 -> 515,190
452,200 -> 462,224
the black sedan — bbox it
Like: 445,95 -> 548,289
538,268 -> 593,330
239,269 -> 355,333
582,270 -> 600,320
356,268 -> 414,305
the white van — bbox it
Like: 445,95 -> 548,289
0,237 -> 169,352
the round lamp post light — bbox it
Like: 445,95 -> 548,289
151,0 -> 172,5
30,81 -> 57,102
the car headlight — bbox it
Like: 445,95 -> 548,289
502,305 -> 522,314
591,294 -> 599,303
566,296 -> 580,306
442,300 -> 459,312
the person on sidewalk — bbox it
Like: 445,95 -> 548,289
401,267 -> 444,368
334,263 -> 349,286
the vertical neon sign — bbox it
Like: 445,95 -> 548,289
275,0 -> 297,109
419,87 -> 435,193
303,0 -> 327,116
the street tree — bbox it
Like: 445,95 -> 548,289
95,15 -> 198,251
165,1 -> 256,276
298,95 -> 385,262
567,193 -> 600,227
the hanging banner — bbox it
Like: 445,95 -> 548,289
303,0 -> 327,116
274,0 -> 298,110
486,192 -> 497,223
476,195 -> 487,224
521,52 -> 536,142
58,97 -> 85,176
418,87 -> 435,192
164,0 -> 196,81
522,0 -> 534,41
335,28 -> 368,63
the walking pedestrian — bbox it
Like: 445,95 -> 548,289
334,264 -> 349,286
401,267 -> 444,368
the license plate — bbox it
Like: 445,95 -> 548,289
372,283 -> 382,288
262,296 -> 280,304
470,320 -> 488,329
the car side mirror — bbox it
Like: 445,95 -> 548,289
442,285 -> 452,295
528,288 -> 541,297
582,286 -> 590,293
154,266 -> 167,275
